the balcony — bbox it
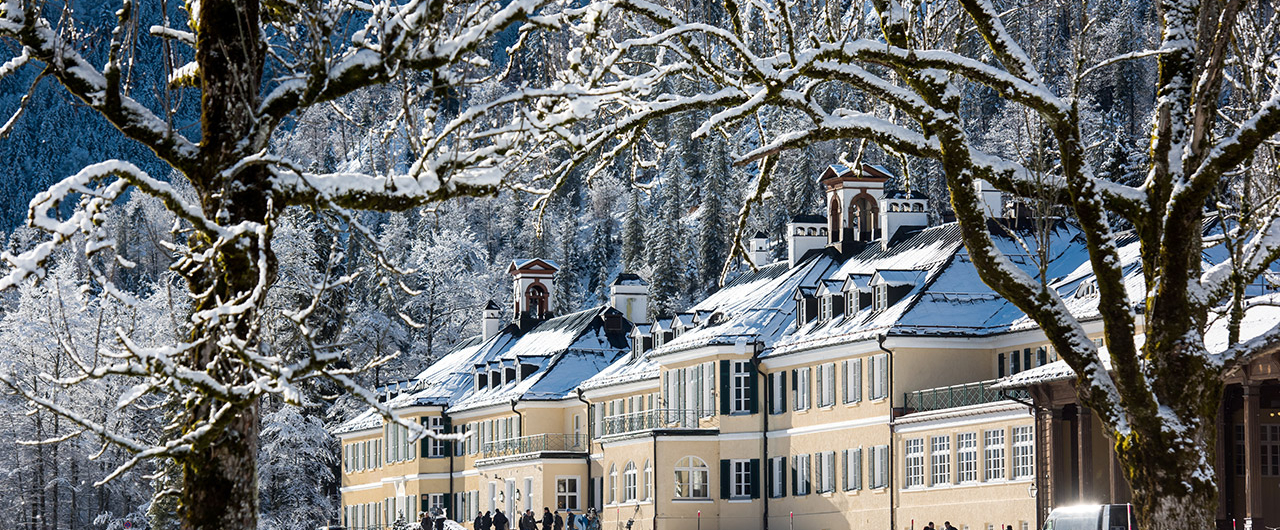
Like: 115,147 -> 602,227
479,433 -> 588,461
600,408 -> 718,438
904,379 -> 1031,413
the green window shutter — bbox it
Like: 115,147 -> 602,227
720,459 -> 731,499
749,459 -> 760,499
420,417 -> 430,458
441,416 -> 453,457
719,360 -> 731,414
747,365 -> 759,414
791,369 -> 798,410
779,458 -> 787,497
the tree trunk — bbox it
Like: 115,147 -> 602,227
177,1 -> 271,529
1122,425 -> 1218,530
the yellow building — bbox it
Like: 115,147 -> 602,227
335,165 -> 1280,530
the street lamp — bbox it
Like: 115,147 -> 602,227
1028,483 -> 1038,498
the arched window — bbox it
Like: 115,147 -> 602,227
829,197 -> 842,242
806,227 -> 817,236
608,464 -> 618,504
794,226 -> 805,235
644,460 -> 654,500
624,461 -> 638,502
912,202 -> 924,212
853,196 -> 878,240
674,456 -> 709,498
526,283 -> 549,317
890,202 -> 903,212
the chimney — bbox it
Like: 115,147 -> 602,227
976,180 -> 1004,219
482,300 -> 502,340
879,190 -> 930,250
748,232 -> 771,267
787,215 -> 828,267
610,273 -> 650,324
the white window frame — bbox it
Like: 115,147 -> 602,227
872,445 -> 889,489
732,361 -> 753,413
794,454 -> 811,495
930,435 -> 951,487
844,447 -> 862,491
731,459 -> 753,499
985,429 -> 1006,481
644,460 -> 654,500
556,476 -> 580,511
623,461 -> 638,502
870,354 -> 888,400
795,367 -> 811,411
770,456 -> 786,498
957,432 -> 978,483
905,438 -> 925,488
428,416 -> 446,458
608,464 -> 618,504
674,456 -> 710,499
843,359 -> 862,404
1013,426 -> 1035,479
770,372 -> 785,414
817,363 -> 836,408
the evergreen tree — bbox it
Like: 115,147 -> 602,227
697,142 -> 730,293
621,190 -> 646,272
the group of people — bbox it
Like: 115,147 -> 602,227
471,507 -> 601,530
416,509 -> 448,530
924,521 -> 1013,530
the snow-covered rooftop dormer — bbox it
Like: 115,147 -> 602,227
870,269 -> 926,311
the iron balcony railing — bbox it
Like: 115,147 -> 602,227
600,408 -> 717,437
904,379 -> 1030,413
480,433 -> 588,459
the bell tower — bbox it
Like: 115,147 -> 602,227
508,258 -> 559,321
819,164 -> 891,244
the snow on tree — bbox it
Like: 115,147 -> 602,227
258,404 -> 336,530
525,0 -> 1280,527
0,0 -> 550,528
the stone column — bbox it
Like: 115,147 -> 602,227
1243,383 -> 1263,530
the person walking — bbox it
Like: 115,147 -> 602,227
542,508 -> 554,530
553,510 -> 564,530
475,511 -> 488,530
944,522 -> 956,530
524,510 -> 537,530
493,508 -> 509,530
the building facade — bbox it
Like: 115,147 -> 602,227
334,165 -> 1280,530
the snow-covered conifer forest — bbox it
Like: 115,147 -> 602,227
0,0 -> 1277,528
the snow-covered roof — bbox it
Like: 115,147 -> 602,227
997,291 -> 1280,390
772,221 -> 1093,356
648,250 -> 843,357
871,269 -> 926,287
580,349 -> 661,392
447,306 -> 631,412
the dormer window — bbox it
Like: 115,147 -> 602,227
476,372 -> 489,390
504,366 -> 517,384
520,363 -> 537,380
875,284 -> 888,311
1075,279 -> 1097,298
490,370 -> 501,388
